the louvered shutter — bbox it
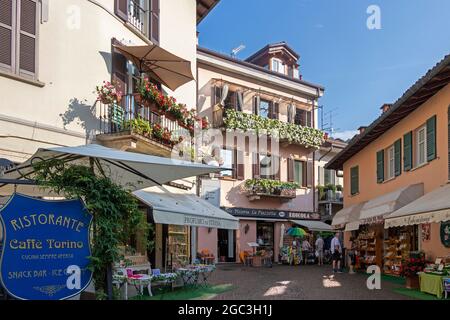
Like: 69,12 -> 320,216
350,166 -> 359,195
115,0 -> 128,21
0,0 -> 14,72
403,131 -> 413,171
306,160 -> 313,188
18,0 -> 38,77
287,158 -> 294,182
252,153 -> 260,179
274,103 -> 279,120
426,115 -> 437,162
273,155 -> 280,180
376,150 -> 384,183
236,150 -> 244,180
394,139 -> 401,176
232,149 -> 237,179
150,0 -> 159,44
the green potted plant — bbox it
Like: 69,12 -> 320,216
317,185 -> 325,200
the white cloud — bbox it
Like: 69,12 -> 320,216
332,130 -> 359,141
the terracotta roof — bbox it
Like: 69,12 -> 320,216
325,54 -> 450,170
197,0 -> 220,24
197,46 -> 325,92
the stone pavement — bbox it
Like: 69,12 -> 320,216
207,264 -> 412,300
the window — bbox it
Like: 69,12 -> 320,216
324,168 -> 336,185
387,145 -> 395,179
416,125 -> 427,167
0,0 -> 39,80
294,160 -> 304,186
115,0 -> 160,44
220,149 -> 233,177
294,108 -> 312,127
259,99 -> 270,119
350,166 -> 359,195
271,58 -> 285,74
259,154 -> 272,179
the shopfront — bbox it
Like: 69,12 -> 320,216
133,186 -> 239,271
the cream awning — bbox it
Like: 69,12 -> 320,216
385,183 -> 450,228
359,183 -> 424,225
133,185 -> 239,230
331,202 -> 366,229
290,220 -> 333,232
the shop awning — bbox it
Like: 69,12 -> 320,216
290,220 -> 333,232
385,183 -> 450,228
359,183 -> 424,225
331,202 -> 366,229
133,185 -> 239,230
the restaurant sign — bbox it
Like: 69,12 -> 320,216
0,194 -> 93,300
223,207 -> 320,220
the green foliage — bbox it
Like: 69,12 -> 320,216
123,117 -> 152,136
325,183 -> 337,193
336,184 -> 343,192
244,179 -> 300,193
32,159 -> 153,299
317,185 -> 325,200
223,109 -> 325,148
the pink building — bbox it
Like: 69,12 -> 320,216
196,43 -> 331,263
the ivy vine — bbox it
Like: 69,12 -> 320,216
32,159 -> 152,300
223,109 -> 325,148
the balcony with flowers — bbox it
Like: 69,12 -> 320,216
96,79 -> 209,157
242,179 -> 300,202
217,109 -> 325,149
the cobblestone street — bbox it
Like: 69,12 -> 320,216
208,264 -> 412,300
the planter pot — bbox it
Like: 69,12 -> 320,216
252,256 -> 262,267
405,276 -> 420,289
273,187 -> 282,195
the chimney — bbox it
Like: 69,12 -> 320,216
358,126 -> 367,134
380,103 -> 392,114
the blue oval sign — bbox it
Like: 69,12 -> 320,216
0,194 -> 93,300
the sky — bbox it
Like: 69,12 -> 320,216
198,0 -> 450,140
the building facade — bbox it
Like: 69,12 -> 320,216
327,55 -> 450,271
196,43 -> 330,263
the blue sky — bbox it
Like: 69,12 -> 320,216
198,0 -> 450,140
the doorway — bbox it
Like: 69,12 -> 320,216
217,229 -> 236,262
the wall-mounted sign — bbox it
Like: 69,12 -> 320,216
0,194 -> 93,300
223,207 -> 320,221
441,221 -> 450,248
421,223 -> 431,242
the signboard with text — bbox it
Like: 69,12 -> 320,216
223,207 -> 320,221
0,194 -> 93,300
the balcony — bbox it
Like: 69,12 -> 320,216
213,109 -> 325,149
243,179 -> 298,203
128,0 -> 148,37
97,94 -> 191,157
317,186 -> 343,204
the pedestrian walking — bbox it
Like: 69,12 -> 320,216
331,232 -> 342,273
347,237 -> 356,274
302,238 -> 312,265
315,235 -> 324,266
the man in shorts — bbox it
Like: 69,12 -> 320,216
330,232 -> 342,273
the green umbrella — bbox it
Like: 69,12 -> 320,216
287,227 -> 307,237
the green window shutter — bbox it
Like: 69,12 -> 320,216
376,150 -> 384,183
350,166 -> 359,195
403,131 -> 413,171
426,115 -> 437,161
394,139 -> 401,176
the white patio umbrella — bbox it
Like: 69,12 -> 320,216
0,144 -> 226,196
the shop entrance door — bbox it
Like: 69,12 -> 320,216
218,229 -> 236,262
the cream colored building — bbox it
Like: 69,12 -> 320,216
0,0 -> 208,163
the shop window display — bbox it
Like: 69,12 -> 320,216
383,225 -> 418,276
166,225 -> 190,270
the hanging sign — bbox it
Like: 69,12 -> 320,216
441,221 -> 450,248
0,194 -> 93,300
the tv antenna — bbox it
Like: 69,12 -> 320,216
231,44 -> 246,58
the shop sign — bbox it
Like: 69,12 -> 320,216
441,221 -> 450,248
223,207 -> 320,220
0,194 -> 93,300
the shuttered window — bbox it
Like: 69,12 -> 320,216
350,166 -> 359,195
426,115 -> 437,162
403,131 -> 413,171
376,150 -> 384,183
287,158 -> 294,182
394,139 -> 401,176
306,160 -> 313,188
252,153 -> 260,179
0,0 -> 38,79
294,160 -> 305,187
